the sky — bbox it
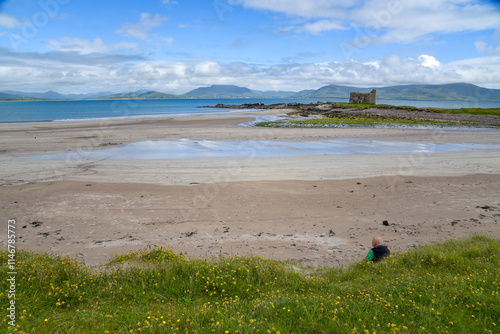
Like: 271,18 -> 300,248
0,0 -> 499,94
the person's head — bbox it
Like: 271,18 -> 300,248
372,236 -> 383,247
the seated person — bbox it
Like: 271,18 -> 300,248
365,236 -> 390,262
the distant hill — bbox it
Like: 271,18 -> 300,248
68,91 -> 117,99
183,85 -> 309,98
0,90 -> 66,99
0,92 -> 19,99
2,83 -> 500,102
291,89 -> 317,97
376,83 -> 500,101
296,85 -> 361,98
0,91 -> 46,101
297,83 -> 500,101
182,83 -> 500,101
0,90 -> 117,100
251,89 -> 299,98
101,90 -> 182,99
184,85 -> 256,98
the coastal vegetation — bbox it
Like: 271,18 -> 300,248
255,116 -> 463,128
1,236 -> 499,333
256,104 -> 500,128
330,103 -> 500,117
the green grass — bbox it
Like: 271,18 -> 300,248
2,236 -> 499,333
256,116 -> 463,128
332,103 -> 500,117
256,104 -> 500,128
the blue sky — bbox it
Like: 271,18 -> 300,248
0,0 -> 499,94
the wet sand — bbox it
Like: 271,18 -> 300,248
1,109 -> 499,266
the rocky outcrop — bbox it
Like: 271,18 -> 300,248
203,100 -> 500,126
200,102 -> 266,109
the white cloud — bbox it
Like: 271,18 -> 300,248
232,0 -> 354,18
115,13 -> 167,40
445,55 -> 500,87
364,0 -> 500,45
475,41 -> 488,53
0,13 -> 22,28
474,40 -> 500,55
47,37 -> 141,54
1,47 -> 499,94
158,36 -> 174,44
234,0 -> 500,45
192,61 -> 222,76
418,55 -> 440,68
300,20 -> 345,34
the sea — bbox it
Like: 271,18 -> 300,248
1,98 -> 500,124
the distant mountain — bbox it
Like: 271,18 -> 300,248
2,83 -> 500,102
251,90 -> 298,98
0,92 -> 19,99
0,90 -> 117,99
295,85 -> 363,98
15,90 -> 67,99
182,83 -> 500,101
0,91 -> 47,101
184,85 -> 308,98
101,90 -> 182,99
0,90 -> 62,99
291,89 -> 317,97
70,91 -> 117,99
376,83 -> 500,101
184,85 -> 256,98
297,83 -> 500,102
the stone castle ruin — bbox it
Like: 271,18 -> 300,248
349,89 -> 376,104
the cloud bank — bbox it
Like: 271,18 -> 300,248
1,45 -> 498,94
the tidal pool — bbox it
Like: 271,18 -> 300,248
31,138 -> 500,160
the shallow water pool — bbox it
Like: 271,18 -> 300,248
31,138 -> 500,160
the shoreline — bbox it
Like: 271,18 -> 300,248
205,101 -> 500,127
1,110 -> 499,267
2,99 -> 500,125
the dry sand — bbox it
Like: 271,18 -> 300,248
1,109 -> 499,267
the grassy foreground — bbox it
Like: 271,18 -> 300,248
1,236 -> 499,333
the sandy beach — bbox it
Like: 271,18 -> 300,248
1,109 -> 500,267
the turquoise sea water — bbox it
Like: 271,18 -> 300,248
1,98 -> 500,124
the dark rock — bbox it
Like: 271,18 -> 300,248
383,220 -> 389,226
